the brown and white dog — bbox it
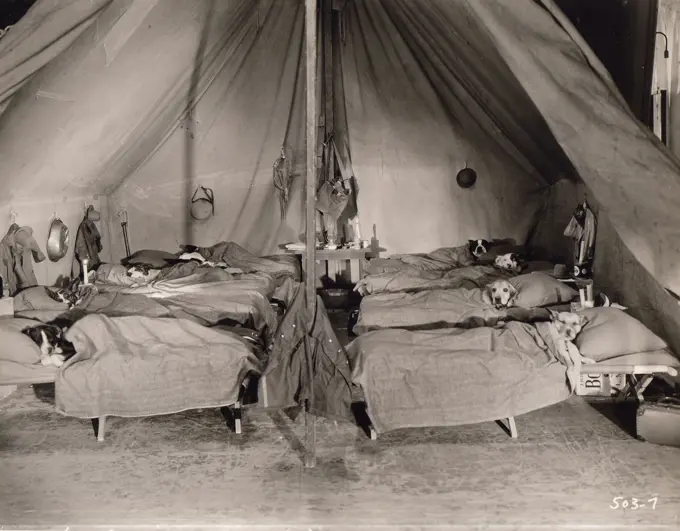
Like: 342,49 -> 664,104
22,322 -> 76,368
550,311 -> 588,342
127,264 -> 162,283
482,279 -> 518,309
494,253 -> 522,274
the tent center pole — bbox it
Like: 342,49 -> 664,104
304,0 -> 318,470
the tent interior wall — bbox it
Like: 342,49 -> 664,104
653,0 -> 680,160
0,0 -> 679,358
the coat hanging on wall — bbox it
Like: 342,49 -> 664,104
72,205 -> 103,279
0,224 -> 46,295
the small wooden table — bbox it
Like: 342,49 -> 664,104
285,244 -> 381,285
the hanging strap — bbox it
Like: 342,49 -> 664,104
191,185 -> 215,215
331,137 -> 354,184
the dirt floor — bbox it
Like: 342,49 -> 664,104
1,311 -> 680,529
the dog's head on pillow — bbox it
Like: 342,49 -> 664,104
494,253 -> 522,274
482,279 -> 518,309
127,264 -> 153,279
468,239 -> 490,259
21,323 -> 74,367
550,311 -> 588,341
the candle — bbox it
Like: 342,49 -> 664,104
353,217 -> 362,243
586,282 -> 593,303
82,259 -> 90,285
579,288 -> 586,308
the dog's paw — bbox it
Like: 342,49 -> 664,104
49,354 -> 66,368
40,354 -> 65,367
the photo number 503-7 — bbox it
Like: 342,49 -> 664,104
610,497 -> 659,510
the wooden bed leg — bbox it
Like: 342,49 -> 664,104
219,403 -> 242,435
635,375 -> 654,402
616,374 -> 654,403
91,416 -> 107,442
497,417 -> 518,439
233,401 -> 242,434
352,402 -> 378,440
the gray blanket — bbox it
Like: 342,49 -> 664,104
55,315 -> 262,419
355,264 -> 511,295
19,274 -> 278,339
347,321 -> 572,434
365,245 -> 475,275
354,287 -> 507,334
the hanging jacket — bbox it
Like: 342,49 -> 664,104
564,205 -> 597,265
0,224 -> 47,296
258,284 -> 355,422
72,217 -> 103,278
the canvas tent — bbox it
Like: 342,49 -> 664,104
0,0 -> 679,355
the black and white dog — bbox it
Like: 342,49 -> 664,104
46,277 -> 86,309
22,319 -> 76,368
494,252 -> 523,274
468,239 -> 490,259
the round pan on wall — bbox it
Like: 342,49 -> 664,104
456,168 -> 477,189
46,217 -> 70,262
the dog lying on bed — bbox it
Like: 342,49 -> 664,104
22,319 -> 76,368
494,253 -> 523,274
468,239 -> 490,259
482,279 -> 518,309
46,277 -> 87,309
127,263 -> 162,282
550,311 -> 588,342
176,252 -> 243,273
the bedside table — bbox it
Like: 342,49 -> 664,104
0,296 -> 16,401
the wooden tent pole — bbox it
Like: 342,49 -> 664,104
304,0 -> 318,469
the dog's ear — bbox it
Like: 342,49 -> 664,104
23,326 -> 50,346
45,288 -> 62,303
507,283 -> 519,304
481,286 -> 493,305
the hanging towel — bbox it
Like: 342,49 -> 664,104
71,214 -> 103,279
0,224 -> 46,295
